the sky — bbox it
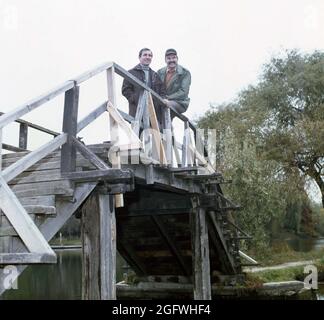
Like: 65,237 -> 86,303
0,0 -> 323,199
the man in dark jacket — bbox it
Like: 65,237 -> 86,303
158,49 -> 191,118
122,48 -> 165,122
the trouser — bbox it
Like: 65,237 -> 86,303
168,101 -> 186,119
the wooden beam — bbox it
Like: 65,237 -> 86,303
162,107 -> 172,165
151,215 -> 190,276
1,144 -> 26,152
0,81 -> 74,129
1,133 -> 67,183
99,193 -> 116,299
0,253 -> 57,265
190,199 -> 211,300
62,169 -> 133,184
0,112 -> 59,137
72,137 -> 108,170
19,123 -> 28,150
77,101 -> 108,133
61,85 -> 79,173
147,93 -> 167,165
73,61 -> 113,85
0,176 -> 55,255
0,182 -> 97,296
81,192 -> 116,300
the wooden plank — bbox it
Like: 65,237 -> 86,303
190,200 -> 211,300
0,182 -> 97,295
2,144 -> 27,152
147,93 -> 167,165
73,61 -> 113,85
81,192 -> 116,300
1,133 -> 67,183
0,81 -> 74,129
61,86 -> 79,173
132,91 -> 145,137
19,195 -> 55,207
0,176 -> 55,255
63,169 -> 133,184
8,169 -> 64,185
0,128 -> 2,171
19,123 -> 28,150
99,193 -> 116,300
151,215 -> 190,276
23,205 -> 56,216
0,253 -> 57,264
182,121 -> 189,167
188,143 -> 215,174
107,67 -> 123,208
73,137 -> 108,170
77,101 -> 108,133
107,102 -> 142,150
162,107 -> 172,165
0,112 -> 59,137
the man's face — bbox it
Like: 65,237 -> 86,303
139,50 -> 153,66
165,54 -> 178,69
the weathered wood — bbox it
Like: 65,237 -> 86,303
81,192 -> 116,300
182,121 -> 189,167
171,125 -> 181,167
190,199 -> 211,300
0,253 -> 57,265
19,123 -> 28,150
23,205 -> 56,216
0,182 -> 97,295
11,180 -> 74,198
99,193 -> 116,299
61,86 -> 79,173
132,91 -> 146,137
162,107 -> 172,165
107,102 -> 142,151
0,112 -> 59,137
151,215 -> 190,276
147,93 -> 167,165
2,133 -> 67,183
107,67 -> 123,208
2,144 -> 27,152
0,176 -> 55,255
0,128 -> 2,171
63,169 -> 133,184
8,169 -> 64,185
77,101 -> 108,133
0,81 -> 74,129
73,61 -> 113,85
73,137 -> 108,170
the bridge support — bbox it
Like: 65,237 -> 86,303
81,190 -> 116,300
190,197 -> 211,300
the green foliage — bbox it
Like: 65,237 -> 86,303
197,49 -> 324,247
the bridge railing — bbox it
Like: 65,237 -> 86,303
0,61 -> 214,175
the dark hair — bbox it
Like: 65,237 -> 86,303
139,48 -> 152,58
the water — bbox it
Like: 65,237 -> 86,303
2,249 -> 124,300
287,237 -> 324,252
2,239 -> 324,300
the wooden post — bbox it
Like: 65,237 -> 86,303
106,66 -> 123,208
61,85 -> 79,173
81,191 -> 116,300
162,107 -> 172,166
0,128 -> 2,171
190,197 -> 211,300
19,123 -> 28,150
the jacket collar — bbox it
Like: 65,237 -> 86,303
134,63 -> 152,71
162,64 -> 184,76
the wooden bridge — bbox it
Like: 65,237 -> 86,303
0,62 -> 253,300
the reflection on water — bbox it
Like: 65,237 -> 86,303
2,249 -> 124,300
287,237 -> 324,252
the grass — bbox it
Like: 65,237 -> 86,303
246,242 -> 324,266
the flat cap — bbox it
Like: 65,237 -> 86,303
165,48 -> 177,56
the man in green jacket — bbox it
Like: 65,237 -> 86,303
158,49 -> 191,118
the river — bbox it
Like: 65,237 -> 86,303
2,238 -> 324,300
